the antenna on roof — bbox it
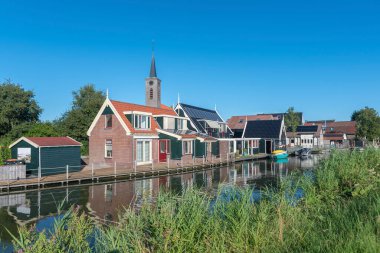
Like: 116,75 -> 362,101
177,93 -> 180,104
106,88 -> 109,99
214,104 -> 217,111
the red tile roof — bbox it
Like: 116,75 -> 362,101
325,121 -> 356,135
110,100 -> 177,134
26,137 -> 81,147
227,115 -> 274,130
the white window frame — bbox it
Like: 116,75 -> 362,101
105,139 -> 112,158
136,140 -> 152,164
134,114 -> 151,130
183,140 -> 193,155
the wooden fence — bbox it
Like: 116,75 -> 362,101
0,164 -> 26,181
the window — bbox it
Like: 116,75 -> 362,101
105,114 -> 112,128
149,88 -> 153,99
177,119 -> 184,130
134,115 -> 150,129
207,142 -> 212,153
105,139 -> 112,158
238,119 -> 244,123
183,140 -> 193,154
137,140 -> 151,163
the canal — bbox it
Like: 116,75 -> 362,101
0,155 -> 324,252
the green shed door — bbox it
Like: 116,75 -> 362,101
195,140 -> 206,157
212,142 -> 220,156
259,139 -> 266,153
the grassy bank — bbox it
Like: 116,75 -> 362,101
8,149 -> 380,252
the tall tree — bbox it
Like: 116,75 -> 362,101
285,107 -> 301,145
351,107 -> 380,142
57,84 -> 105,155
0,81 -> 42,137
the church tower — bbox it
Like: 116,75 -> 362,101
145,53 -> 161,108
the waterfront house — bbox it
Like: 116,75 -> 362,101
174,103 -> 234,161
240,119 -> 287,154
305,120 -> 356,147
226,115 -> 269,156
286,125 -> 324,148
88,54 -> 228,169
9,136 -> 82,176
323,121 -> 356,147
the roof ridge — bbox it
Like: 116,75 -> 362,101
111,99 -> 173,111
180,103 -> 216,113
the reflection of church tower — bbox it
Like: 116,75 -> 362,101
145,53 -> 161,108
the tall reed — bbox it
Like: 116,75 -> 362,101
9,149 -> 380,253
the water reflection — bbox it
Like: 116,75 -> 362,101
0,155 -> 324,250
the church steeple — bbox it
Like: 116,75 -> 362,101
145,50 -> 161,108
149,53 -> 157,78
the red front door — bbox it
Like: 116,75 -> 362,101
159,140 -> 170,162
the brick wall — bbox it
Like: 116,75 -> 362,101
89,114 -> 133,168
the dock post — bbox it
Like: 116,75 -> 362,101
167,157 -> 170,169
181,158 -> 183,168
227,153 -> 229,164
152,160 -> 154,171
114,162 -> 117,178
193,156 -> 195,167
91,163 -> 94,178
203,155 -> 205,166
66,165 -> 69,183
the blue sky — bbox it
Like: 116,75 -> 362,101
1,0 -> 379,121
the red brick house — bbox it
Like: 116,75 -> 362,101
87,53 -> 229,169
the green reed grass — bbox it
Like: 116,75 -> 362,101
9,149 -> 380,253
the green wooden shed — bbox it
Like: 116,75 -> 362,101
9,137 -> 82,177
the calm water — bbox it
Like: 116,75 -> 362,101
0,155 -> 324,252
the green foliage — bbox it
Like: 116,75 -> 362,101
0,147 -> 11,165
0,122 -> 61,145
56,84 -> 105,155
0,80 -> 42,137
284,107 -> 300,133
352,107 -> 380,141
9,149 -> 380,253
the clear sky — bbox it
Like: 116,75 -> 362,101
1,0 -> 379,122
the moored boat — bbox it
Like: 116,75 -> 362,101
271,150 -> 288,160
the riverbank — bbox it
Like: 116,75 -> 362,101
0,153 -> 269,193
7,149 -> 380,252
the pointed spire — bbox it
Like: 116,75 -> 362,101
149,40 -> 157,77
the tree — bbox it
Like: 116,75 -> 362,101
0,81 -> 42,137
57,84 -> 105,155
351,107 -> 380,142
285,107 -> 301,146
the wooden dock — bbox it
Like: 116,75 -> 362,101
0,154 -> 269,194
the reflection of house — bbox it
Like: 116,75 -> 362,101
9,137 -> 82,176
287,125 -> 324,148
240,119 -> 287,154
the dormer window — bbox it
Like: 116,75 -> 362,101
178,119 -> 184,130
105,115 -> 112,128
134,115 -> 151,129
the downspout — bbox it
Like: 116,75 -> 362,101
38,147 -> 41,178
